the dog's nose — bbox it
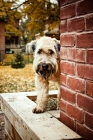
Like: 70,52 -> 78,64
42,63 -> 48,69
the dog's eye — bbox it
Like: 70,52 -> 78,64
49,49 -> 54,55
38,49 -> 42,54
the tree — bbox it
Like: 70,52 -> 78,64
0,0 -> 22,38
20,0 -> 60,41
0,0 -> 59,43
19,18 -> 30,45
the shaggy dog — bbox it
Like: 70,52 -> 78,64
31,36 -> 60,113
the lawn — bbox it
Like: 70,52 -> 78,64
0,64 -> 58,93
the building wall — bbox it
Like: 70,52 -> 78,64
60,0 -> 93,140
0,20 -> 5,61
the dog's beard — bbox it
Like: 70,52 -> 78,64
36,63 -> 55,79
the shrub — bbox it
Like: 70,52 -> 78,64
11,53 -> 25,68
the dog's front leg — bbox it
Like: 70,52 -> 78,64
32,74 -> 49,113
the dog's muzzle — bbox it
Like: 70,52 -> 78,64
36,63 -> 55,79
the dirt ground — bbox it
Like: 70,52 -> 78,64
0,64 -> 58,93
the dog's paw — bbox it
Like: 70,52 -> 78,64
32,107 -> 45,113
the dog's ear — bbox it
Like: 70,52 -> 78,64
53,38 -> 60,54
31,40 -> 37,53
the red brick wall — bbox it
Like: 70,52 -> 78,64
60,0 -> 93,140
0,20 -> 5,62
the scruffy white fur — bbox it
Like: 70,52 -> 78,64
32,36 -> 60,113
26,40 -> 36,54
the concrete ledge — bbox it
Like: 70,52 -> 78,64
0,111 -> 5,140
0,91 -> 82,140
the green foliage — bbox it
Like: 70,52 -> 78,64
20,0 -> 60,41
47,98 -> 57,111
0,0 -> 22,38
11,53 -> 25,68
0,0 -> 59,43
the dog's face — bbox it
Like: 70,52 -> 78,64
32,36 -> 60,79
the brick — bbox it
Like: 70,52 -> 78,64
60,0 -> 80,6
60,47 -> 67,60
60,111 -> 75,131
74,49 -> 85,62
86,50 -> 93,64
60,0 -> 67,6
68,17 -> 85,32
0,22 -> 5,61
60,98 -> 67,112
67,48 -> 85,62
86,80 -> 93,97
67,0 -> 79,4
67,104 -> 84,123
67,77 -> 85,93
67,48 -> 74,60
77,0 -> 93,16
60,86 -> 76,103
60,60 -> 75,75
0,22 -> 5,50
60,4 -> 75,19
77,33 -> 93,48
76,122 -> 93,140
77,94 -> 93,113
60,34 -> 75,46
60,73 -> 67,86
85,112 -> 93,130
86,14 -> 93,31
60,20 -> 67,33
77,64 -> 93,80
60,47 -> 85,62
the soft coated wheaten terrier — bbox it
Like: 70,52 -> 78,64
31,36 -> 60,113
